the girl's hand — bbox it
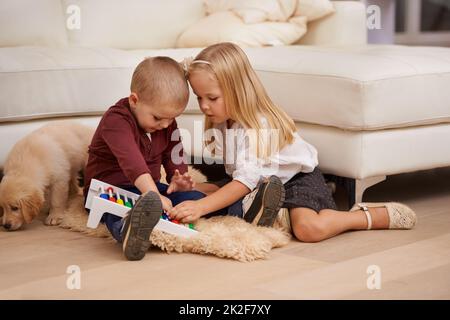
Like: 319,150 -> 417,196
167,169 -> 196,194
168,200 -> 205,223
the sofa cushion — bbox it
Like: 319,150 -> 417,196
204,0 -> 297,23
0,46 -> 202,122
204,0 -> 334,23
1,45 -> 449,131
176,11 -> 307,48
62,0 -> 205,49
295,0 -> 335,22
0,0 -> 68,47
246,45 -> 450,130
297,1 -> 367,46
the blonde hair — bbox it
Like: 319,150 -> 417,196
187,42 -> 296,159
131,56 -> 189,109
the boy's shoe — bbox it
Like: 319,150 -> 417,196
242,175 -> 285,227
121,191 -> 162,261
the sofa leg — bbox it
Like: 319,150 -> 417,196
354,175 -> 386,205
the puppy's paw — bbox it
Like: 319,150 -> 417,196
45,212 -> 64,226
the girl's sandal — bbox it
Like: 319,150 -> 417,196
350,202 -> 417,230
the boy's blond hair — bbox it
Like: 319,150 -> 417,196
187,42 -> 297,159
131,56 -> 189,109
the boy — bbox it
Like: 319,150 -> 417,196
84,56 -> 284,261
84,57 -> 204,261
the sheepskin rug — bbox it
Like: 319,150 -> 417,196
59,195 -> 292,262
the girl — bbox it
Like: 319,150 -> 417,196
169,42 -> 417,242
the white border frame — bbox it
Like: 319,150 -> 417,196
395,0 -> 450,46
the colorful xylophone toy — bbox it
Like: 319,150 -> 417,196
85,179 -> 198,238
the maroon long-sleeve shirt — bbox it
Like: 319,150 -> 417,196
83,97 -> 188,197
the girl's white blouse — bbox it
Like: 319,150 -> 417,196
211,118 -> 319,190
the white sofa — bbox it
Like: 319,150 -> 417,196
1,0 -> 450,206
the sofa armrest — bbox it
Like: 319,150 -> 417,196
297,1 -> 367,46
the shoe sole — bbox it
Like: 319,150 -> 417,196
122,192 -> 162,261
244,176 -> 285,227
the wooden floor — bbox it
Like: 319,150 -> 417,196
1,167 -> 449,300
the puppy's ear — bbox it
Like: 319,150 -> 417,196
21,190 -> 44,224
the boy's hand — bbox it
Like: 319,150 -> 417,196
159,195 -> 173,212
167,169 -> 195,194
168,200 -> 205,223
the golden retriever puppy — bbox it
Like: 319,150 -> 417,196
0,121 -> 94,231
